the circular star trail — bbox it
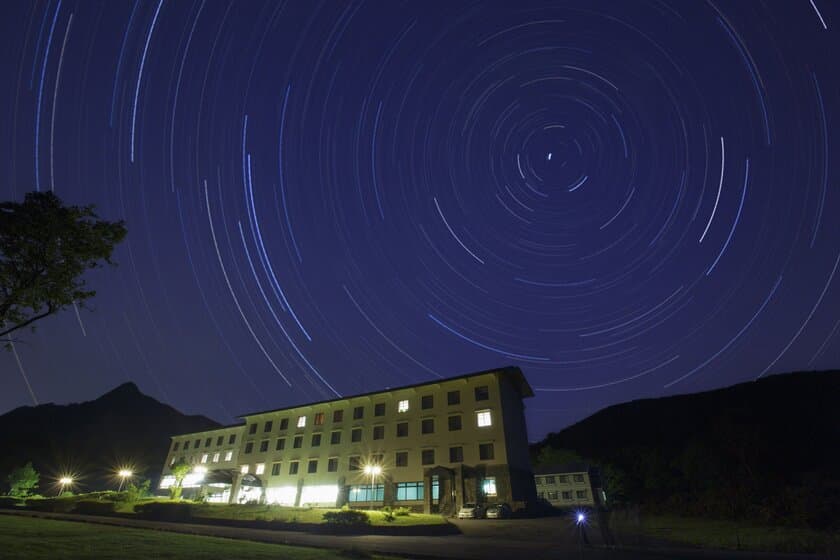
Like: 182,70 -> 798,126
1,1 -> 838,437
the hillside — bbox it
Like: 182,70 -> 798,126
0,382 -> 220,493
533,370 -> 840,528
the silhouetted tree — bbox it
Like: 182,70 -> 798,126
0,191 -> 126,339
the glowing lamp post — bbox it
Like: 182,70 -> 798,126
59,476 -> 73,496
363,464 -> 382,503
117,469 -> 133,492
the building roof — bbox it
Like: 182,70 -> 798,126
237,366 -> 533,419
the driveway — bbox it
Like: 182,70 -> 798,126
0,509 -> 829,560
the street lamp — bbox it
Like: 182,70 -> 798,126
117,469 -> 133,492
58,476 -> 73,496
363,464 -> 382,503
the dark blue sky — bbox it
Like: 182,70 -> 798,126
1,0 -> 838,441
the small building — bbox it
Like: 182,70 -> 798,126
533,463 -> 605,508
159,367 -> 537,514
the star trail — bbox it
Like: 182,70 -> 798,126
1,1 -> 838,439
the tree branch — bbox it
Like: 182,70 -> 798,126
0,304 -> 56,338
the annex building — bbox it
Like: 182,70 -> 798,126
160,367 -> 536,514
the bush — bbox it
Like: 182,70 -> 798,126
0,496 -> 23,508
24,498 -> 76,513
123,480 -> 151,503
323,509 -> 371,526
394,507 -> 411,517
381,506 -> 395,522
73,500 -> 116,515
134,501 -> 192,522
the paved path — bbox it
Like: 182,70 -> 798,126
0,509 -> 828,560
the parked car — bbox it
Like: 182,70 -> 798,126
485,503 -> 511,519
457,503 -> 485,519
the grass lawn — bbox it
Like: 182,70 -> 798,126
612,513 -> 840,555
189,503 -> 448,526
0,515 -> 397,560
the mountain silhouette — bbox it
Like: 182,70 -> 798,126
0,382 -> 219,493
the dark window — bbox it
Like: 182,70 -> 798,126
328,458 -> 339,472
545,476 -> 555,484
421,395 -> 434,409
173,442 -> 180,451
479,443 -> 495,461
216,436 -> 223,446
374,403 -> 385,416
263,421 -> 272,432
194,439 -> 200,449
449,446 -> 464,463
271,462 -> 281,476
353,406 -> 364,420
421,449 -> 435,465
293,436 -> 303,449
244,442 -> 254,454
276,438 -> 285,451
205,438 -> 212,447
249,424 -> 257,435
330,431 -> 341,445
373,426 -> 385,440
562,491 -> 572,500
396,422 -> 408,437
576,490 -> 587,499
183,440 -> 190,450
333,410 -> 344,423
574,474 -> 585,483
259,440 -> 269,453
279,418 -> 289,430
421,418 -> 435,434
395,451 -> 408,467
535,477 -> 543,485
448,415 -> 462,431
311,433 -> 322,447
447,390 -> 460,405
229,434 -> 236,444
351,428 -> 362,442
349,456 -> 361,471
289,461 -> 299,475
308,460 -> 318,474
474,386 -> 489,401
314,412 -> 325,425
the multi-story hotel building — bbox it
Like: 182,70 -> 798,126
533,463 -> 605,508
159,367 -> 536,514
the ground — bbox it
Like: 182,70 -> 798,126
0,514 -> 398,560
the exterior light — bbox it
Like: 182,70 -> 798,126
363,465 -> 381,476
193,465 -> 208,474
59,476 -> 73,485
117,468 -> 133,491
576,512 -> 586,525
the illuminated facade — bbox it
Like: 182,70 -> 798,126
533,464 -> 604,508
160,367 -> 536,514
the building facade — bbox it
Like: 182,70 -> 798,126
533,463 -> 605,508
160,367 -> 536,514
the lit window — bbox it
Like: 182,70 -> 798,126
297,415 -> 306,428
224,450 -> 233,461
170,456 -> 176,466
398,400 -> 409,413
212,452 -> 220,463
200,454 -> 208,464
240,465 -> 249,474
476,410 -> 492,427
255,463 -> 265,475
482,477 -> 497,497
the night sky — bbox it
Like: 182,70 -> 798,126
1,1 -> 838,441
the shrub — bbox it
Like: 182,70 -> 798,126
381,506 -> 395,522
134,501 -> 192,522
323,509 -> 371,526
73,500 -> 116,515
24,498 -> 76,513
394,507 -> 411,517
0,496 -> 23,508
